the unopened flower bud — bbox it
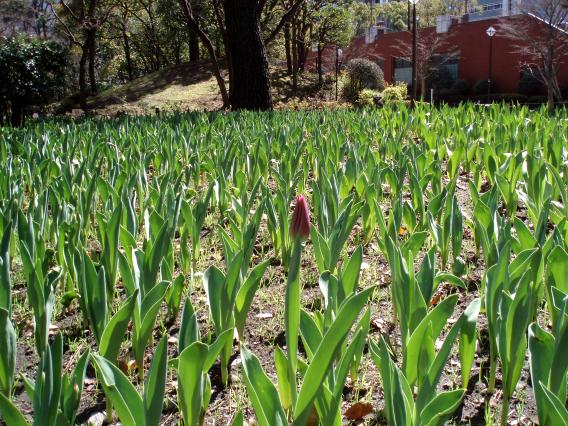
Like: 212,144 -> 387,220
290,195 -> 310,240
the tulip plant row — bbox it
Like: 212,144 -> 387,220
0,104 -> 568,425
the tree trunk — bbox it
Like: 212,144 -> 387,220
299,45 -> 309,71
547,85 -> 554,111
178,0 -> 229,107
189,28 -> 200,62
292,19 -> 299,91
284,22 -> 292,74
223,0 -> 272,110
10,102 -> 23,127
211,0 -> 234,92
87,30 -> 97,95
317,45 -> 323,87
79,44 -> 89,110
420,76 -> 426,100
297,20 -> 307,71
122,24 -> 134,81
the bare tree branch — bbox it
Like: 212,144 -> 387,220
46,0 -> 80,45
498,0 -> 568,108
393,29 -> 458,98
264,0 -> 304,44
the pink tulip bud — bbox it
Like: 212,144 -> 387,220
290,195 -> 310,240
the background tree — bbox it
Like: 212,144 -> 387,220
351,1 -> 378,34
105,0 -> 136,80
499,0 -> 568,110
375,1 -> 408,31
312,3 -> 353,86
417,0 -> 446,27
178,0 -> 229,106
50,0 -> 115,108
394,29 -> 457,99
0,0 -> 52,37
177,0 -> 306,110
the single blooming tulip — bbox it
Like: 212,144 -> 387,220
290,195 -> 310,240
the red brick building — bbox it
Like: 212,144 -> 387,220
308,14 -> 568,96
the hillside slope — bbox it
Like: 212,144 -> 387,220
66,62 -> 224,115
58,63 -> 331,116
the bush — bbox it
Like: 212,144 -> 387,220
527,95 -> 548,104
357,89 -> 382,107
471,93 -> 527,104
428,66 -> 455,92
518,70 -> 544,96
447,79 -> 470,96
0,37 -> 69,125
472,79 -> 490,95
381,82 -> 408,103
343,58 -> 385,102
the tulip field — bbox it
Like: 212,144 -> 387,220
1,104 -> 568,425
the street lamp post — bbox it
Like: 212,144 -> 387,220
411,0 -> 418,101
335,47 -> 343,101
407,0 -> 411,30
486,26 -> 496,103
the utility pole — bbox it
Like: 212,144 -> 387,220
486,26 -> 496,103
411,0 -> 417,100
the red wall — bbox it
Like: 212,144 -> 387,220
307,15 -> 568,95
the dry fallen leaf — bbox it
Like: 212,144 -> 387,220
430,294 -> 441,306
118,359 -> 129,374
370,318 -> 384,331
344,401 -> 374,420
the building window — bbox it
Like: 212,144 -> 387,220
431,54 -> 459,81
394,57 -> 412,84
483,2 -> 503,11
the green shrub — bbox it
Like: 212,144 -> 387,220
447,79 -> 470,96
381,82 -> 408,103
527,95 -> 548,104
472,79 -> 490,95
357,89 -> 381,107
518,69 -> 544,96
0,37 -> 69,126
471,93 -> 527,103
343,58 -> 385,102
428,67 -> 455,92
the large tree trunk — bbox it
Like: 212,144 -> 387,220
189,28 -> 200,62
223,0 -> 272,110
79,44 -> 89,110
